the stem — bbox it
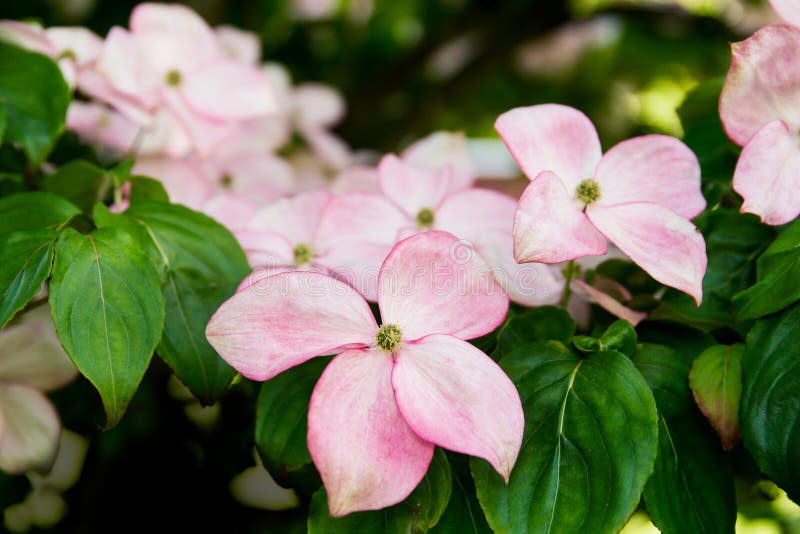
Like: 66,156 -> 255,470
560,260 -> 576,310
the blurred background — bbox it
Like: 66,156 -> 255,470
1,0 -> 799,532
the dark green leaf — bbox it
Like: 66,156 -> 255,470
430,453 -> 491,534
127,176 -> 169,204
0,41 -> 70,164
0,102 -> 6,143
637,320 -> 716,361
634,343 -> 737,534
494,305 -> 574,355
571,335 -> 600,353
472,342 -> 658,534
0,229 -> 55,327
740,303 -> 800,502
255,357 -> 328,494
0,191 -> 81,235
689,344 -> 744,450
42,160 -> 111,213
308,449 -> 452,533
122,202 -> 250,403
49,227 -> 164,428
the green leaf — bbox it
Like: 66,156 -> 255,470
740,303 -> 800,502
472,342 -> 658,534
689,344 -> 744,451
49,227 -> 164,428
122,202 -> 250,404
633,343 -> 736,534
42,160 -> 111,213
0,41 -> 70,165
0,192 -> 81,327
733,219 -> 800,320
430,454 -> 491,534
0,191 -> 81,235
127,176 -> 169,204
637,320 -> 715,361
308,449 -> 452,533
494,305 -> 575,355
0,102 -> 6,143
573,320 -> 637,356
255,357 -> 328,494
0,229 -> 55,328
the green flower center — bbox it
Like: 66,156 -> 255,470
293,243 -> 314,266
219,174 -> 234,188
165,69 -> 182,87
375,324 -> 402,352
575,178 -> 601,205
415,207 -> 435,229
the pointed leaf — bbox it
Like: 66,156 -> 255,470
49,227 -> 164,427
123,202 -> 250,403
0,229 -> 55,328
0,192 -> 81,235
472,342 -> 658,534
42,160 -> 111,213
689,344 -> 744,451
740,303 -> 800,502
0,41 -> 70,165
430,453 -> 491,534
633,343 -> 737,534
308,448 -> 452,533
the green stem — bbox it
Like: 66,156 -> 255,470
560,260 -> 576,309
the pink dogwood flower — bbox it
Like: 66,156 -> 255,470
497,104 -> 707,304
79,3 -> 276,154
719,24 -> 800,225
206,231 -> 523,516
318,154 -> 562,305
770,0 -> 800,27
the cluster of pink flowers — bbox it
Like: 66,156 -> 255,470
720,0 -> 800,226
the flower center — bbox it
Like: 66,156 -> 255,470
415,207 -> 435,229
57,49 -> 77,62
293,243 -> 314,266
165,69 -> 182,87
575,178 -> 601,205
375,323 -> 402,352
219,174 -> 234,189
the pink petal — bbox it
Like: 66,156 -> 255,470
392,335 -> 523,482
201,193 -> 259,231
130,2 -> 220,75
234,229 -> 294,268
0,21 -> 54,56
477,230 -> 562,307
209,153 -> 295,203
94,27 -> 159,107
770,0 -> 800,30
215,25 -> 261,64
587,203 -> 706,305
307,348 -> 434,516
45,26 -> 102,65
595,135 -> 705,219
0,306 -> 77,391
76,66 -> 154,125
0,384 -> 61,474
315,193 -> 409,249
303,129 -> 353,170
401,131 -> 475,192
162,89 -> 236,156
315,242 -> 392,302
733,119 -> 800,225
247,189 -> 331,246
436,187 -> 516,239
206,272 -> 377,380
182,61 -> 278,121
378,154 -> 451,218
66,102 -> 139,155
719,25 -> 800,146
329,166 -> 381,195
572,279 -> 647,326
132,157 -> 212,209
513,171 -> 607,264
293,83 -> 345,129
378,230 -> 508,341
495,104 -> 602,189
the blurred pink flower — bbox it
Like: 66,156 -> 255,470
770,0 -> 800,27
497,104 -> 706,304
206,231 -> 521,516
720,24 -> 800,225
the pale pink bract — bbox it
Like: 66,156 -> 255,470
206,231 -> 522,516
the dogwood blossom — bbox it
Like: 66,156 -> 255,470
719,24 -> 800,225
0,306 -> 77,475
497,103 -> 707,304
206,231 -> 523,516
770,0 -> 800,27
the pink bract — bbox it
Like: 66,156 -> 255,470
206,231 -> 522,516
497,104 -> 707,304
